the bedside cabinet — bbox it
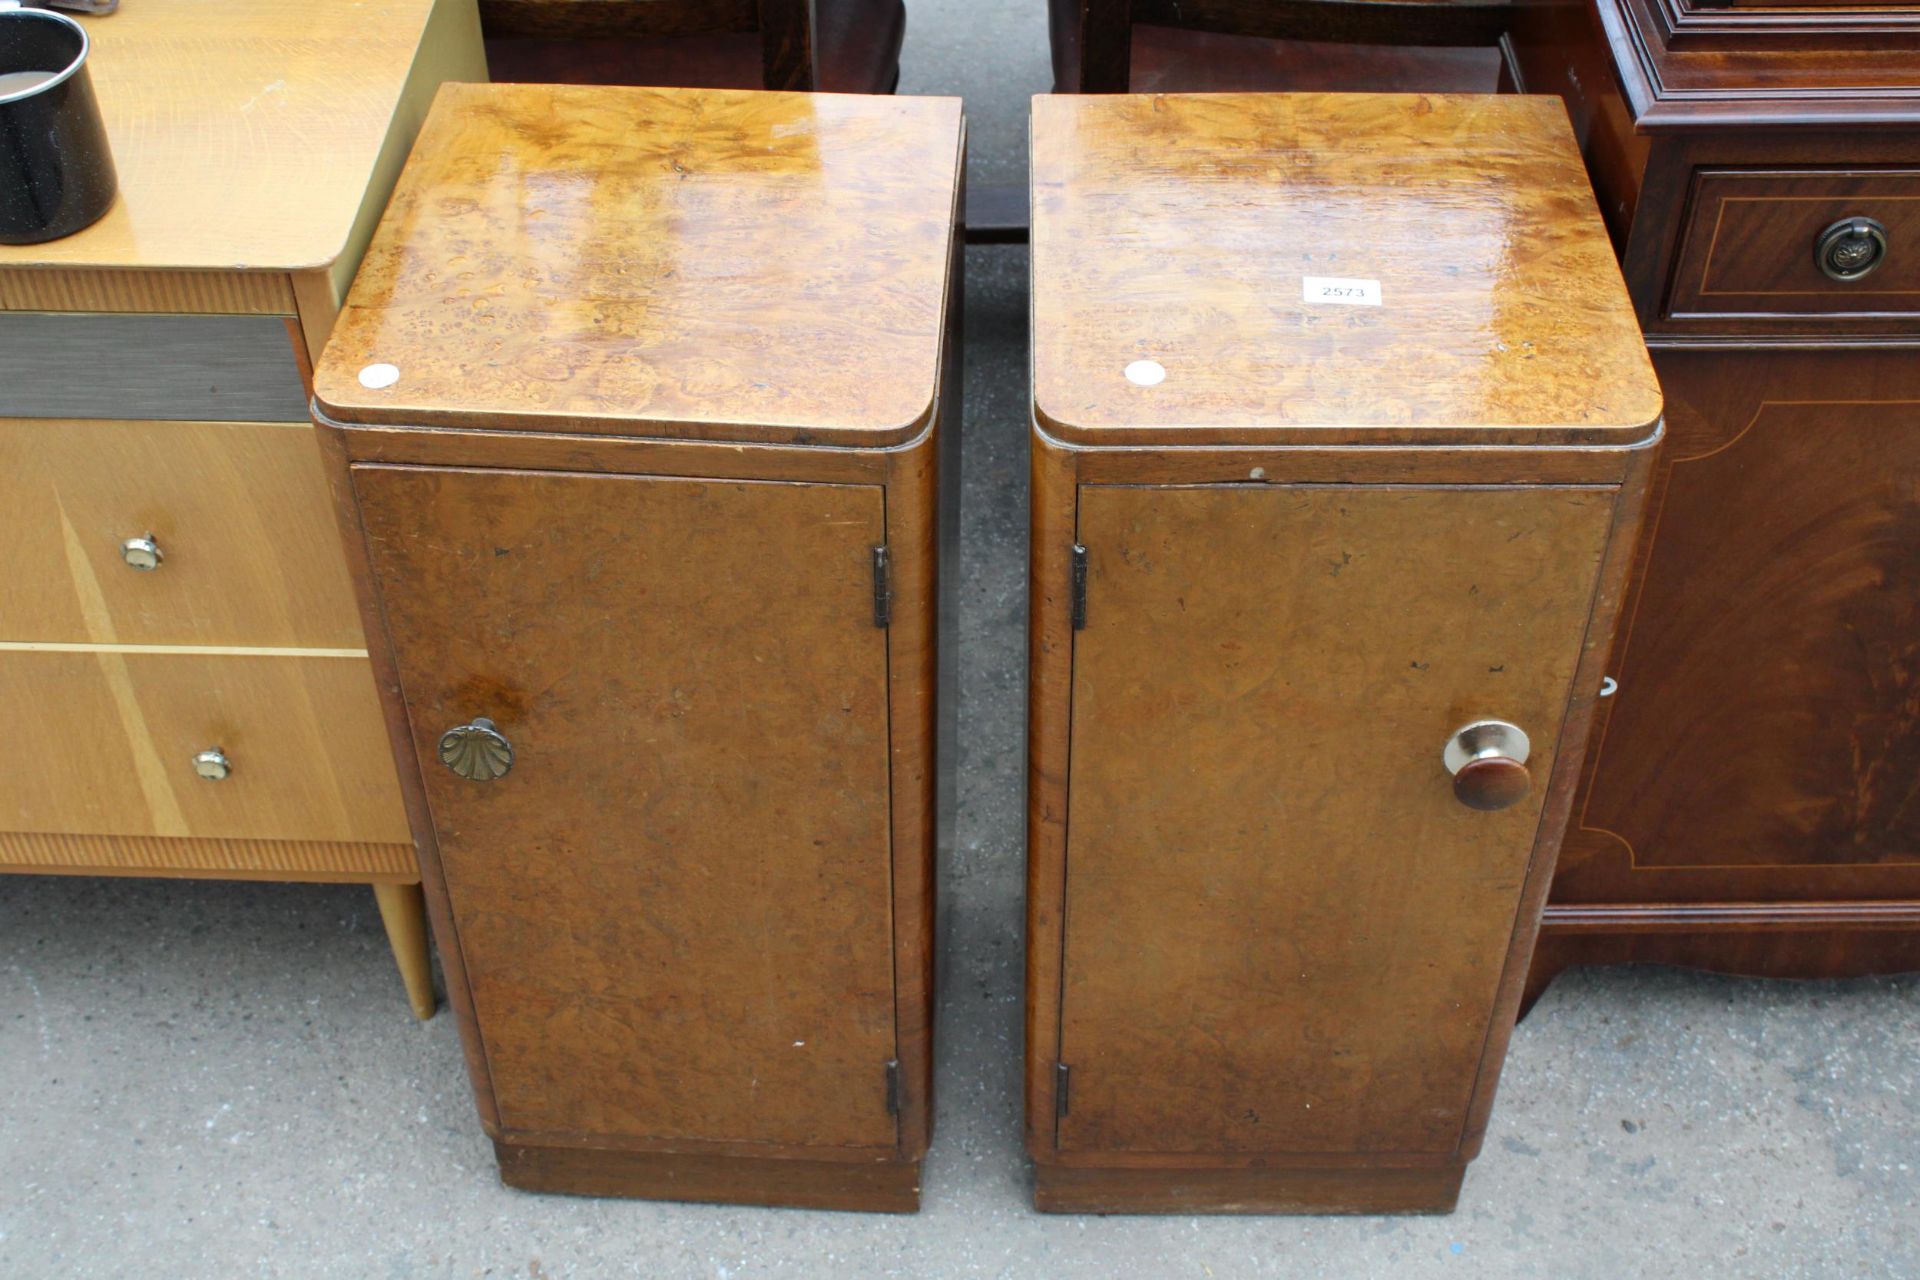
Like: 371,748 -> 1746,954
1510,0 -> 1920,1006
1025,92 -> 1663,1213
312,84 -> 962,1210
0,0 -> 487,1019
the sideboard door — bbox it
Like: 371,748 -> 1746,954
352,465 -> 900,1152
1054,483 -> 1613,1157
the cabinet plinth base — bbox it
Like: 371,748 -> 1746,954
494,1141 -> 921,1212
1522,904 -> 1920,1017
1031,1161 -> 1464,1215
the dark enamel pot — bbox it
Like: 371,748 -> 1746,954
0,7 -> 116,244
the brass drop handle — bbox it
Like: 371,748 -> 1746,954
121,534 -> 163,571
192,747 -> 231,781
438,717 -> 513,782
1815,216 -> 1888,283
1442,720 -> 1531,812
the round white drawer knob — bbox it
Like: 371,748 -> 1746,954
121,534 -> 163,571
192,748 -> 231,781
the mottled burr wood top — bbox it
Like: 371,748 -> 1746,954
315,83 -> 964,445
1030,92 -> 1662,447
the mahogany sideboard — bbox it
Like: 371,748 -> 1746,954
1025,92 -> 1664,1213
1510,0 -> 1920,1007
313,84 -> 963,1211
0,0 -> 486,1020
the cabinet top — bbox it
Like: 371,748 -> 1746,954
315,84 -> 964,447
0,0 -> 457,278
1030,93 -> 1662,449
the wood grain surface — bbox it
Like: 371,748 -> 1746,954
1560,347 -> 1920,895
315,83 -> 964,446
0,418 -> 368,648
0,650 -> 409,844
1030,93 -> 1661,447
1033,1160 -> 1464,1214
0,0 -> 480,279
350,464 -> 901,1151
1054,484 -> 1613,1157
0,830 -> 414,880
494,1142 -> 922,1212
0,269 -> 295,316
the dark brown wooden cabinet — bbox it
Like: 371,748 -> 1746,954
1025,93 -> 1664,1214
312,84 -> 963,1211
1511,0 -> 1920,1005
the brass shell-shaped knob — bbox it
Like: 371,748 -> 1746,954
121,534 -> 163,571
438,717 -> 512,782
1816,216 -> 1888,282
192,747 -> 231,781
1442,720 -> 1531,812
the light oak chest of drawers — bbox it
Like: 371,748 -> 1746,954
0,0 -> 488,1019
1024,92 -> 1664,1213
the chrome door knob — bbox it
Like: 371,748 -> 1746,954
120,534 -> 163,571
1442,720 -> 1531,812
192,747 -> 231,781
438,717 -> 513,782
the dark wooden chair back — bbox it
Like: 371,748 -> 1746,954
1056,0 -> 1514,93
482,0 -> 905,93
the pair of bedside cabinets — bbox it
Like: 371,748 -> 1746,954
311,83 -> 1660,1215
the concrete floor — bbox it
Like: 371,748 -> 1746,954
6,4 -> 1919,1277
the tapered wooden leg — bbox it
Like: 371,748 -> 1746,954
372,882 -> 436,1020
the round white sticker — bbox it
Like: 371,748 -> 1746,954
358,362 -> 401,390
1125,359 -> 1166,387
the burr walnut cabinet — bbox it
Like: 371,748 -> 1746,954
0,0 -> 486,1020
1025,93 -> 1664,1214
313,84 -> 962,1211
1509,0 -> 1920,1007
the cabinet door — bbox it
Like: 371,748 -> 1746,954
1057,484 -> 1613,1156
1559,346 -> 1920,903
353,466 -> 898,1151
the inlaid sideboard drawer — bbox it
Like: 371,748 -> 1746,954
1665,168 -> 1920,328
0,650 -> 409,844
0,418 -> 367,647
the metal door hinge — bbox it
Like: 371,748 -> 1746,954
885,1058 -> 902,1116
1070,544 -> 1088,631
872,545 -> 891,628
1055,1062 -> 1071,1118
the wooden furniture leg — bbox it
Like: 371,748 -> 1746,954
372,881 -> 435,1020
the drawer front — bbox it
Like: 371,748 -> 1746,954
1666,168 -> 1920,327
1056,483 -> 1615,1157
0,651 -> 409,845
0,418 -> 366,647
0,313 -> 309,421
